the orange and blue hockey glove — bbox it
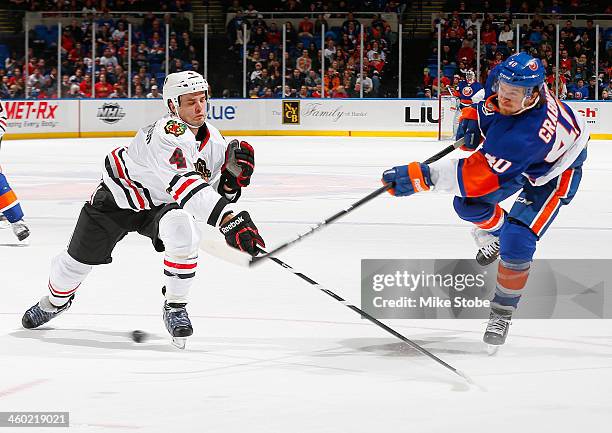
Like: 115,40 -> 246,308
382,162 -> 432,197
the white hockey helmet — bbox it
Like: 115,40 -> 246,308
162,71 -> 209,121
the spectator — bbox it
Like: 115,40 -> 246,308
304,69 -> 321,93
297,85 -> 309,98
456,39 -> 475,65
134,84 -> 145,98
95,74 -> 113,98
296,50 -> 312,74
499,24 -> 514,45
298,16 -> 314,38
146,84 -> 161,98
79,74 -> 92,97
0,76 -> 10,99
288,69 -> 304,92
266,22 -> 281,48
331,85 -> 348,98
100,48 -> 118,68
110,85 -> 128,98
569,78 -> 589,99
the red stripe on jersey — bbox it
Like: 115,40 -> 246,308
199,127 -> 211,151
531,169 -> 573,235
111,149 -> 145,209
460,152 -> 500,197
0,119 -> 6,127
172,178 -> 198,200
164,259 -> 197,270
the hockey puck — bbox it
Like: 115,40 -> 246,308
131,330 -> 148,343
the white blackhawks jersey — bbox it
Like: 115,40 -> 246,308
0,100 -> 7,139
102,114 -> 231,226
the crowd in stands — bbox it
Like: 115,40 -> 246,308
225,0 -> 406,15
0,1 -> 194,99
226,3 -> 400,98
424,1 -> 612,100
8,0 -> 192,13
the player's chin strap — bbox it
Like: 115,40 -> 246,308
514,93 -> 540,116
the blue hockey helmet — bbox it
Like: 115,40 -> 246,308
493,52 -> 545,96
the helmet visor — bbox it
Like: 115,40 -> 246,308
497,81 -> 528,102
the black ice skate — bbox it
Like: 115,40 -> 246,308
472,227 -> 500,266
483,307 -> 513,348
22,295 -> 73,329
163,301 -> 193,349
12,219 -> 30,242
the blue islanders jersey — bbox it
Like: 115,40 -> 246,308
429,85 -> 589,198
458,80 -> 484,107
569,83 -> 589,100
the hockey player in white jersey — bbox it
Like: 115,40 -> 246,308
0,99 -> 30,242
21,71 -> 265,348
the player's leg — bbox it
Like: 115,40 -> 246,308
142,206 -> 200,347
453,177 -> 524,265
22,185 -> 130,329
484,163 -> 584,345
0,171 -> 30,241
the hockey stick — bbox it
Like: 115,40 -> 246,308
198,137 -> 464,268
258,247 -> 474,384
249,137 -> 465,267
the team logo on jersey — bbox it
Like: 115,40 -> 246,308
165,120 -> 187,137
195,158 -> 211,182
528,61 -> 539,71
462,87 -> 473,97
97,103 -> 126,124
282,100 -> 300,124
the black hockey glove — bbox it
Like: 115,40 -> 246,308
219,211 -> 265,256
219,139 -> 255,192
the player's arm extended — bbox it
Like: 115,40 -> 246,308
153,134 -> 232,226
429,148 -> 525,197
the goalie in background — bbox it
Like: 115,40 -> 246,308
21,71 -> 265,349
0,99 -> 30,242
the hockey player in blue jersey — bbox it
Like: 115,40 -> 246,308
457,70 -> 484,108
382,53 -> 589,346
0,100 -> 30,242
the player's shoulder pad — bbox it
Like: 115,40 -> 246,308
155,115 -> 195,147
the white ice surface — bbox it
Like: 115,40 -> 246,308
0,136 -> 611,432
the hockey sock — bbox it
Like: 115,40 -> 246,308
48,251 -> 92,307
491,259 -> 530,311
163,254 -> 197,304
0,172 -> 25,223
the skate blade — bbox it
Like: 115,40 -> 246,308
171,337 -> 187,349
486,344 -> 500,356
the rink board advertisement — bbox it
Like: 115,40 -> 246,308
3,98 -> 612,140
361,259 -> 612,319
79,99 -> 167,136
2,100 -> 79,138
